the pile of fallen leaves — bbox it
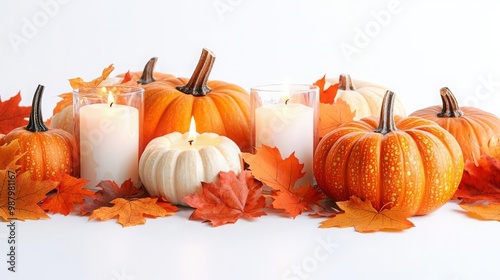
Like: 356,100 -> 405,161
2,69 -> 500,232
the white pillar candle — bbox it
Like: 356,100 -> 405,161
255,102 -> 314,186
79,101 -> 139,190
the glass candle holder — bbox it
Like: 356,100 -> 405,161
250,84 -> 319,187
73,86 -> 144,190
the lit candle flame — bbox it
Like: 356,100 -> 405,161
105,88 -> 115,107
188,116 -> 196,145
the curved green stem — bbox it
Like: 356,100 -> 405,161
26,84 -> 48,132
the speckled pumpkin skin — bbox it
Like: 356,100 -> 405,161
314,115 -> 464,216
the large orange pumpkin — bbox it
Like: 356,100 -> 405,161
314,91 -> 463,216
410,87 -> 500,163
141,49 -> 251,152
0,85 -> 79,181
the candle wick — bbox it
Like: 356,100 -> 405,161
109,102 -> 114,108
188,140 -> 193,146
285,99 -> 289,105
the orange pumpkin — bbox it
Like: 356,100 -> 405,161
410,87 -> 500,163
0,85 -> 78,181
141,48 -> 251,152
314,91 -> 463,216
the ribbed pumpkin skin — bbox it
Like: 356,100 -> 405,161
139,132 -> 242,206
142,79 -> 251,152
0,128 -> 78,181
327,74 -> 406,119
410,88 -> 500,162
314,94 -> 464,216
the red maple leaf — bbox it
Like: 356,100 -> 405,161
41,174 -> 94,215
454,154 -> 500,203
183,170 -> 266,227
0,92 -> 31,134
80,179 -> 142,215
314,75 -> 339,104
242,145 -> 325,218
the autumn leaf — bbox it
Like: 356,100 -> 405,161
242,146 -> 324,218
80,179 -> 142,215
51,92 -> 73,116
69,64 -> 115,89
484,136 -> 500,160
0,171 -> 57,221
0,92 -> 31,134
40,174 -> 94,215
319,196 -> 414,233
314,75 -> 339,104
154,196 -> 179,213
89,197 -> 174,227
454,154 -> 500,203
319,100 -> 356,138
0,139 -> 24,170
183,170 -> 266,227
459,202 -> 500,221
120,70 -> 133,84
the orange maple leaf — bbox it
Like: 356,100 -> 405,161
51,93 -> 73,116
183,170 -> 266,227
459,202 -> 500,221
319,196 -> 414,233
40,173 -> 94,215
314,75 -> 339,104
454,154 -> 500,203
0,139 -> 24,170
319,100 -> 356,138
69,64 -> 115,89
89,197 -> 174,227
242,146 -> 324,218
80,179 -> 142,215
0,171 -> 57,221
120,70 -> 133,84
0,92 -> 31,134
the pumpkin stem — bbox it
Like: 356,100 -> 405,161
26,84 -> 49,132
437,87 -> 464,117
137,57 -> 158,85
338,74 -> 355,90
375,90 -> 397,134
176,48 -> 215,96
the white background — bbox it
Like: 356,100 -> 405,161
1,1 -> 500,280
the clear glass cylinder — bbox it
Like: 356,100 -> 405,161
73,86 -> 144,190
250,84 -> 319,187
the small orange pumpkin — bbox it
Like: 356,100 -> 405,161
0,85 -> 78,181
314,91 -> 463,216
410,87 -> 500,163
117,57 -> 175,85
141,49 -> 251,152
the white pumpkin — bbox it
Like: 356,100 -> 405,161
327,74 -> 406,119
49,105 -> 73,135
139,132 -> 242,206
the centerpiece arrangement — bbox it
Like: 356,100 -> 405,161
1,48 -> 500,232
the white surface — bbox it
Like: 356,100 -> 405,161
2,1 -> 500,279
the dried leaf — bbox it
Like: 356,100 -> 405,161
80,179 -> 142,215
459,202 -> 500,221
41,174 -> 94,215
314,75 -> 339,104
0,171 -> 57,221
319,196 -> 414,232
454,154 -> 500,203
183,170 -> 266,227
0,139 -> 24,170
89,197 -> 174,227
120,70 -> 133,84
0,92 -> 31,134
69,64 -> 115,89
153,196 -> 179,213
319,100 -> 356,138
51,93 -> 73,116
242,146 -> 324,218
